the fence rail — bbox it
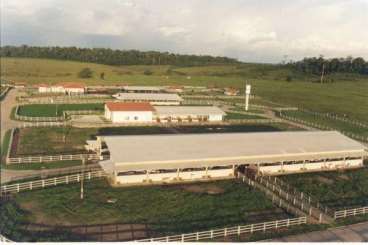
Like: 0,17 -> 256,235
14,106 -> 102,122
136,217 -> 306,242
297,108 -> 368,129
1,170 -> 107,194
6,153 -> 99,164
334,206 -> 368,219
278,112 -> 368,143
240,173 -> 333,223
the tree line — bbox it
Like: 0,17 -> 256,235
290,56 -> 368,75
0,45 -> 239,66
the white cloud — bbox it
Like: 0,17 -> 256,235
1,0 -> 368,63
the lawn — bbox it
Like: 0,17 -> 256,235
282,110 -> 368,138
14,127 -> 97,156
225,112 -> 266,120
17,103 -> 104,117
2,160 -> 83,170
280,167 -> 368,210
13,179 -> 290,237
13,123 -> 301,156
2,57 -> 368,122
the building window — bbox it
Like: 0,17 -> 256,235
134,116 -> 139,120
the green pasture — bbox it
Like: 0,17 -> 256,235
17,103 -> 104,117
1,57 -> 368,121
280,167 -> 368,210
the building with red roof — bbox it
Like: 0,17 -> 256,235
105,102 -> 155,123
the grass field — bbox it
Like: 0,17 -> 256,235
14,123 -> 301,156
14,179 -> 290,234
282,110 -> 368,138
280,167 -> 368,210
2,57 -> 368,121
17,103 -> 104,117
225,112 -> 266,120
2,160 -> 83,170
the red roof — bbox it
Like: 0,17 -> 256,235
56,82 -> 85,89
105,102 -> 155,112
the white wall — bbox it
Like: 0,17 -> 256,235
38,87 -> 51,93
209,114 -> 224,121
110,111 -> 153,123
65,88 -> 85,94
258,159 -> 363,175
113,168 -> 234,186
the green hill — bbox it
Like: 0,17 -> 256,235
1,57 -> 367,121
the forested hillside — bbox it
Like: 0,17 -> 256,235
0,45 -> 239,66
290,56 -> 368,75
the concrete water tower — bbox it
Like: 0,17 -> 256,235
245,84 -> 251,111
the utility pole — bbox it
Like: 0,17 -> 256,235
80,157 -> 86,200
245,83 -> 251,111
320,63 -> 325,84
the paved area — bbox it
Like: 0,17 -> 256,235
266,221 -> 368,242
1,88 -> 22,142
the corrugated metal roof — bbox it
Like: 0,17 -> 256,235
106,102 -> 155,112
99,131 -> 367,171
154,106 -> 226,116
122,86 -> 164,91
113,93 -> 183,101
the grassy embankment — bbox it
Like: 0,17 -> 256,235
2,57 -> 368,122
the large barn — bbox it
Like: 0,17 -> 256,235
88,131 -> 367,186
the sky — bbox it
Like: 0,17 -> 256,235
1,0 -> 368,63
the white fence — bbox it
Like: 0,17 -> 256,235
14,106 -> 64,122
297,108 -> 368,129
1,170 -> 107,194
334,206 -> 368,219
18,121 -> 67,128
136,217 -> 307,242
279,112 -> 368,143
14,106 -> 102,122
6,153 -> 99,164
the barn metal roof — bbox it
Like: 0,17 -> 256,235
113,93 -> 183,101
154,106 -> 226,116
99,131 -> 367,172
122,86 -> 164,91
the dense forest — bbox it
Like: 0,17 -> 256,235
290,56 -> 368,75
0,45 -> 239,66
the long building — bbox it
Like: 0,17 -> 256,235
88,131 -> 367,186
104,102 -> 226,123
112,93 -> 183,105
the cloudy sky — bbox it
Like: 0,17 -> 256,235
1,0 -> 368,63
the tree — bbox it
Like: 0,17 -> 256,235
100,72 -> 105,80
78,68 -> 93,78
143,69 -> 153,75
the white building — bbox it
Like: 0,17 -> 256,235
154,106 -> 226,122
105,102 -> 155,123
104,102 -> 226,123
38,83 -> 85,95
122,86 -> 164,93
112,93 -> 183,105
90,131 -> 367,187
